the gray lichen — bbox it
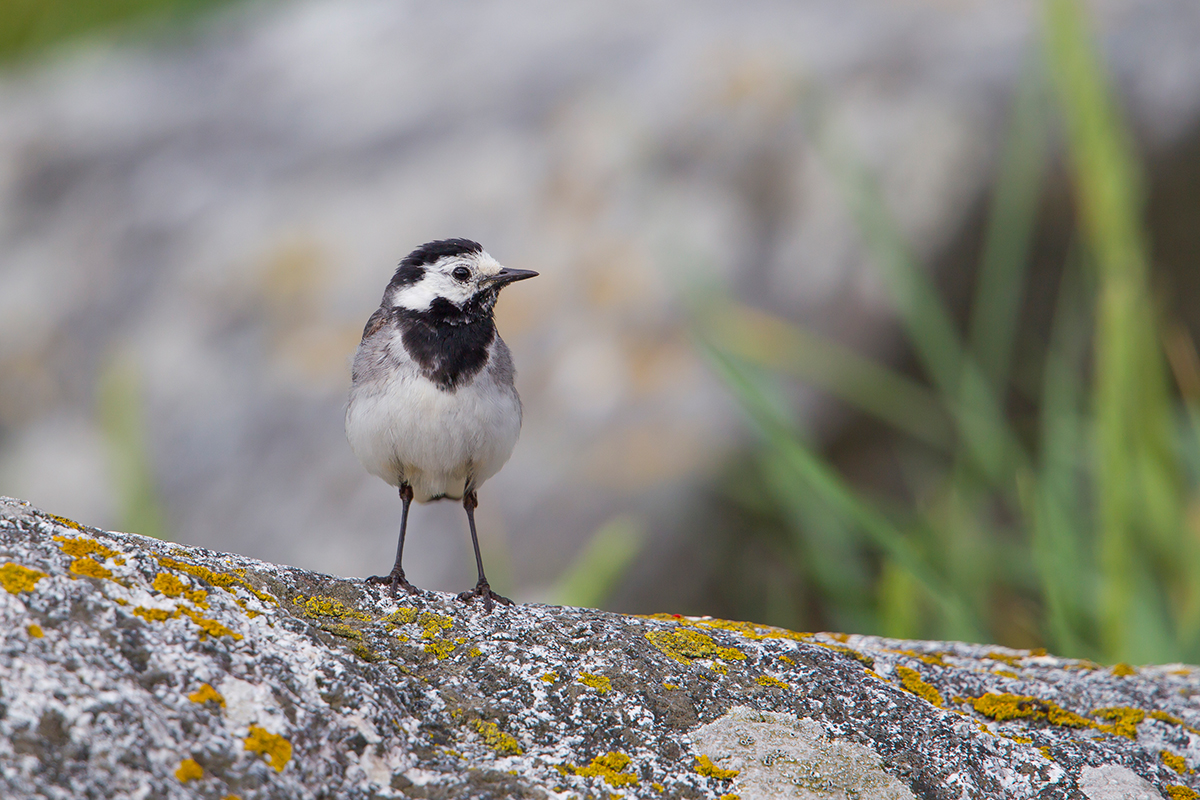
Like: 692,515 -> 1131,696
1,496 -> 1198,799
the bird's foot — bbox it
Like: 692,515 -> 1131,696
455,581 -> 513,613
366,569 -> 423,600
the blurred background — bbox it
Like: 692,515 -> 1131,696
2,0 -> 1200,665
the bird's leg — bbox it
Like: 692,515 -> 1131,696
367,483 -> 422,598
455,489 -> 513,613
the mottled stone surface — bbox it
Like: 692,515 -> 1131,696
2,496 -> 1200,799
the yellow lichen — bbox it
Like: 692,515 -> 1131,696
153,573 -> 186,597
778,655 -> 795,665
1161,750 -> 1192,775
175,758 -> 203,783
471,719 -> 522,755
1007,736 -> 1032,744
157,557 -> 277,606
756,675 -> 788,689
1039,746 -> 1054,761
663,683 -> 679,690
53,535 -> 116,560
46,513 -> 87,531
1167,787 -> 1200,800
652,782 -> 665,791
1112,662 -> 1136,677
468,647 -> 482,657
424,639 -> 456,659
1092,706 -> 1145,739
188,683 -> 225,707
185,589 -> 209,608
27,624 -> 43,638
352,643 -> 380,661
179,606 -> 242,640
694,754 -> 739,780
995,669 -> 1020,679
385,607 -> 419,624
300,595 -> 371,621
579,673 -> 612,694
986,651 -> 1021,668
574,752 -> 637,787
541,672 -> 558,683
817,642 -> 875,669
896,666 -> 943,707
69,557 -> 112,579
133,606 -> 177,622
718,795 -> 741,800
710,662 -> 728,675
419,611 -> 453,639
245,725 -> 292,772
0,563 -> 47,593
644,628 -> 745,664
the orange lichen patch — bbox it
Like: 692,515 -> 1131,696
175,758 -> 203,783
1039,746 -> 1054,761
1161,750 -> 1192,775
579,673 -> 612,694
710,662 -> 729,676
153,573 -> 186,597
189,683 -> 226,707
756,675 -> 788,689
644,628 -> 745,664
1091,707 -> 1145,739
718,795 -> 740,800
1167,787 -> 1200,800
69,557 -> 112,579
663,683 -> 679,690
1007,736 -> 1032,744
27,624 -> 44,638
471,719 -> 522,755
573,752 -> 637,787
896,666 -> 943,707
1111,662 -> 1137,677
694,755 -> 739,780
779,655 -> 795,665
245,725 -> 292,772
995,670 -> 1021,680
186,589 -> 209,608
52,535 -> 116,560
541,672 -> 558,683
0,563 -> 47,593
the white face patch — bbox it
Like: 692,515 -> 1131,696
388,252 -> 503,311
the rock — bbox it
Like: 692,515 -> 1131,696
2,496 -> 1199,799
3,0 -> 1200,613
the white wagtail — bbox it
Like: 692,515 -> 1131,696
345,238 -> 537,611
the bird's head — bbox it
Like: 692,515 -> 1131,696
384,238 -> 537,319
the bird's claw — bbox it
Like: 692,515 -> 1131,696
455,581 -> 513,613
366,570 -> 423,599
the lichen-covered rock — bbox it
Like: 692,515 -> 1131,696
1,496 -> 1199,799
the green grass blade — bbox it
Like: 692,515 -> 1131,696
970,62 -> 1049,390
704,344 -> 984,640
705,302 -> 952,450
1045,0 -> 1184,661
553,515 -> 643,609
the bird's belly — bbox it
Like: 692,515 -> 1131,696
346,373 -> 521,502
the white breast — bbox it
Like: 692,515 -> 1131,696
345,338 -> 522,503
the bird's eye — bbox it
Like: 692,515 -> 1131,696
452,266 -> 471,281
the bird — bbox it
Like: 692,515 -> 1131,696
345,238 -> 537,612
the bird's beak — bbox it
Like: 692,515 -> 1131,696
482,267 -> 539,288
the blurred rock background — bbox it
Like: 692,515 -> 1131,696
1,0 -> 1199,637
